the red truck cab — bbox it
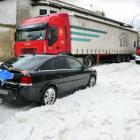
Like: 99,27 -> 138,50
15,13 -> 71,56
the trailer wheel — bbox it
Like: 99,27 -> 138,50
114,55 -> 121,63
125,55 -> 130,62
84,55 -> 94,68
121,55 -> 125,62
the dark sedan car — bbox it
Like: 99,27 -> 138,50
0,54 -> 97,105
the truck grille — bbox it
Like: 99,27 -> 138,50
20,48 -> 37,54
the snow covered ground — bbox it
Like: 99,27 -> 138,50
0,60 -> 140,140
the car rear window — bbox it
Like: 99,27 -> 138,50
5,55 -> 49,70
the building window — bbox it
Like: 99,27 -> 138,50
50,10 -> 57,14
40,9 -> 47,15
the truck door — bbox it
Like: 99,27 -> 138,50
48,26 -> 59,54
58,26 -> 67,54
47,26 -> 67,54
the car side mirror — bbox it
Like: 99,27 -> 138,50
82,65 -> 87,70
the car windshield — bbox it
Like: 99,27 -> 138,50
16,29 -> 47,42
4,55 -> 49,70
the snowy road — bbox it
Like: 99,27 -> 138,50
0,60 -> 140,140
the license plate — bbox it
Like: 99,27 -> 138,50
0,89 -> 8,95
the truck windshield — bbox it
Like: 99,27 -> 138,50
16,29 -> 47,42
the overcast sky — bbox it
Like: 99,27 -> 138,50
62,0 -> 140,31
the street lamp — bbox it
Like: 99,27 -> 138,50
132,14 -> 140,28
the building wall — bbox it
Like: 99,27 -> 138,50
0,0 -> 17,61
32,6 -> 59,17
16,0 -> 30,26
0,0 -> 17,25
0,25 -> 16,61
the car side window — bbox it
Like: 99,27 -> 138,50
53,57 -> 70,70
40,59 -> 54,70
48,26 -> 58,46
67,57 -> 83,70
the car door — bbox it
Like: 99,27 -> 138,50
39,57 -> 73,94
66,57 -> 88,90
52,57 -> 73,94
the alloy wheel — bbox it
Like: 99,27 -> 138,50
44,87 -> 56,105
89,76 -> 96,87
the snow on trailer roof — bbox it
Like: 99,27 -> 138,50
31,0 -> 133,28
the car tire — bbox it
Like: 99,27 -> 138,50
88,75 -> 96,88
121,55 -> 125,62
40,86 -> 57,105
125,55 -> 130,62
114,55 -> 121,63
135,60 -> 140,64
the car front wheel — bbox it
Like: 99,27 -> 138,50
41,86 -> 57,105
88,75 -> 96,87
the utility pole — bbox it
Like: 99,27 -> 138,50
18,0 -> 20,26
29,0 -> 31,18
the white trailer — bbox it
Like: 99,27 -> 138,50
69,13 -> 138,65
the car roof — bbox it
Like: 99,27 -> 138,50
21,53 -> 61,58
21,53 -> 80,61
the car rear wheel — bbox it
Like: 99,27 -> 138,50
41,86 -> 57,105
88,75 -> 96,87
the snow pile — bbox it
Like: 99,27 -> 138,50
0,61 -> 140,140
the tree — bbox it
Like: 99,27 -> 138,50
95,10 -> 106,17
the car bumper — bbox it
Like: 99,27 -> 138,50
0,84 -> 41,103
0,93 -> 24,103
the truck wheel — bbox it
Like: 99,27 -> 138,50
40,86 -> 57,105
125,55 -> 130,62
114,55 -> 121,63
84,55 -> 94,68
121,55 -> 125,62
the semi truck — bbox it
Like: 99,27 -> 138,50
14,13 -> 138,67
